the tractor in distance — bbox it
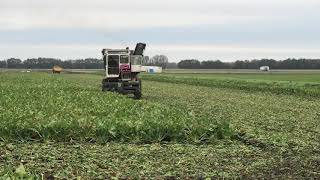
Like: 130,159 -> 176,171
101,43 -> 146,99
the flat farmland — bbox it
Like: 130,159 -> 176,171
164,68 -> 320,74
0,71 -> 319,178
164,71 -> 320,82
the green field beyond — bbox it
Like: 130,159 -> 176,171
163,71 -> 320,83
0,71 -> 319,178
141,72 -> 320,97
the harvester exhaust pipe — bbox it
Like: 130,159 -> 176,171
133,43 -> 146,56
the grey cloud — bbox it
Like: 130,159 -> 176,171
1,0 -> 320,30
0,0 -> 320,61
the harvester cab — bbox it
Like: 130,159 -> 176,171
101,43 -> 146,99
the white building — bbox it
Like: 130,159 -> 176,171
141,66 -> 163,73
259,66 -> 270,71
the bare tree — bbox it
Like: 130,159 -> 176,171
150,55 -> 169,69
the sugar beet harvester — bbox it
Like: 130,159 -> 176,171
101,43 -> 146,99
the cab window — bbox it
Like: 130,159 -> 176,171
131,56 -> 142,65
120,55 -> 129,63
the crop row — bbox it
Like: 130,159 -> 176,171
141,74 -> 320,98
0,72 -> 233,143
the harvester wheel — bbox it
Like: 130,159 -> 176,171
102,80 -> 106,92
133,80 -> 142,99
134,90 -> 142,99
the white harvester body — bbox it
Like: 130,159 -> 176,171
101,43 -> 146,99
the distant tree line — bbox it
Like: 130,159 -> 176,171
143,55 -> 169,69
0,55 -> 169,69
0,58 -> 103,69
1,57 -> 320,69
177,58 -> 320,69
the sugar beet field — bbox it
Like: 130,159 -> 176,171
0,70 -> 320,178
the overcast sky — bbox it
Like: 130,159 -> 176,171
1,0 -> 320,62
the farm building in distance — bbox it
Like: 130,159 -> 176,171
141,66 -> 163,73
259,66 -> 270,71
